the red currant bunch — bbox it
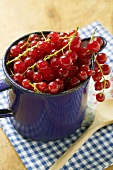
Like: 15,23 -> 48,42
6,29 -> 111,102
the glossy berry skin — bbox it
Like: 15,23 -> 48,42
47,31 -> 59,43
13,73 -> 24,85
70,37 -> 81,51
10,45 -> 22,57
28,33 -> 40,42
22,79 -> 32,90
24,57 -> 35,67
18,40 -> 27,51
25,69 -> 34,81
59,55 -> 72,69
29,48 -> 39,61
57,68 -> 69,80
79,71 -> 88,81
30,40 -> 38,47
103,79 -> 111,89
36,82 -> 47,92
55,78 -> 64,92
36,60 -> 49,72
33,72 -> 43,83
92,70 -> 102,82
50,57 -> 60,71
102,64 -> 110,75
48,81 -> 59,94
43,68 -> 55,81
80,65 -> 90,71
13,61 -> 27,74
65,50 -> 78,63
96,93 -> 105,102
87,40 -> 100,52
94,37 -> 103,48
87,69 -> 95,76
96,53 -> 107,64
94,81 -> 104,91
68,30 -> 79,37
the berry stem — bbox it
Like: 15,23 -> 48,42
29,82 -> 40,92
94,54 -> 106,92
40,31 -> 47,41
90,28 -> 97,41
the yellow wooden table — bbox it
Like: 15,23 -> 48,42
0,0 -> 113,169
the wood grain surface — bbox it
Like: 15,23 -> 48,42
0,0 -> 113,169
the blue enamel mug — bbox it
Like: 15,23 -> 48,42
0,32 -> 107,141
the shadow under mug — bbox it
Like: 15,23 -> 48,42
0,33 -> 107,141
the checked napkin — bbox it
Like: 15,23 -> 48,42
0,21 -> 113,170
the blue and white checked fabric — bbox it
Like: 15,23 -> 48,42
0,22 -> 113,170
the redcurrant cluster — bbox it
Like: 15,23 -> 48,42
6,29 -> 111,102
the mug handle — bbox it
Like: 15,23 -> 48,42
0,79 -> 13,118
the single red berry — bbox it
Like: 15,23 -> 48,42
61,39 -> 68,49
13,73 -> 24,85
36,59 -> 49,72
25,69 -> 34,81
70,37 -> 81,51
94,37 -> 103,48
79,71 -> 88,81
47,31 -> 59,43
24,57 -> 35,67
59,55 -> 72,69
57,68 -> 69,80
94,81 -> 104,91
48,81 -> 59,94
68,30 -> 79,37
36,82 -> 47,92
13,60 -> 27,74
87,69 -> 95,76
96,93 -> 105,102
28,34 -> 40,42
102,64 -> 111,75
33,72 -> 43,83
80,65 -> 90,71
55,78 -> 64,92
87,40 -> 100,53
103,79 -> 111,89
65,50 -> 78,63
10,45 -> 22,57
96,53 -> 107,64
38,41 -> 48,52
59,32 -> 68,38
22,79 -> 32,90
50,57 -> 60,71
30,40 -> 38,47
92,70 -> 102,82
18,40 -> 27,51
29,48 -> 39,61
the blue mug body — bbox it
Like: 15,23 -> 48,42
0,32 -> 107,141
